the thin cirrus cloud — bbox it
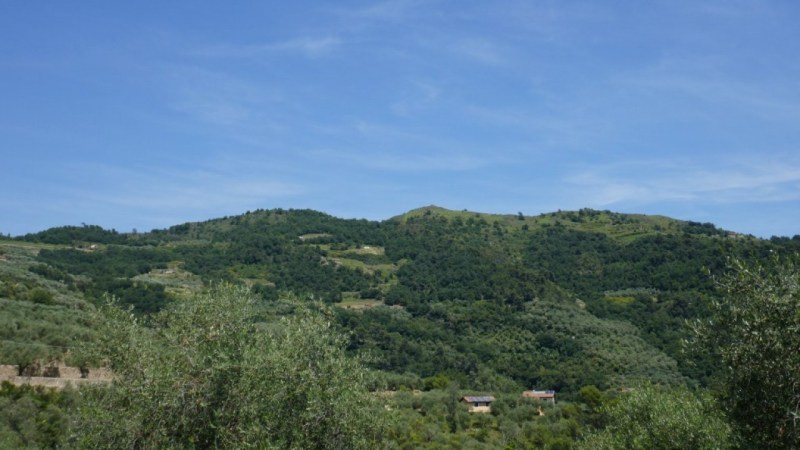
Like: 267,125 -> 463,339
332,0 -> 422,21
566,159 -> 800,207
349,151 -> 489,172
391,80 -> 442,115
60,163 -> 306,212
161,65 -> 291,138
0,166 -> 305,235
310,146 -> 492,172
617,66 -> 800,124
341,120 -> 508,171
192,36 -> 343,59
449,38 -> 507,65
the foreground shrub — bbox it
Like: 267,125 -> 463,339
72,284 -> 384,449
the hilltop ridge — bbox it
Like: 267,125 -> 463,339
12,205 -> 747,244
393,205 -> 730,242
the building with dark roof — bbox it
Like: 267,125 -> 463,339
522,389 -> 556,404
461,395 -> 496,413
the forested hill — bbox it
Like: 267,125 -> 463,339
4,207 -> 800,393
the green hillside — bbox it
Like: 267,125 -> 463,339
0,241 -> 97,373
4,206 -> 792,386
2,207 -> 799,447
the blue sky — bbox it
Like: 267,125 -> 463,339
2,1 -> 800,237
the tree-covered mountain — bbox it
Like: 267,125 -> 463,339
3,206 -> 799,447
6,206 -> 797,389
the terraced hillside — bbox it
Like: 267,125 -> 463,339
4,206 -> 796,393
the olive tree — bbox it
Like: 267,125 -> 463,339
71,284 -> 384,449
580,383 -> 731,450
691,257 -> 800,449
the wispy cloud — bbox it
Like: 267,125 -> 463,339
193,36 -> 342,59
310,117 -> 498,171
346,120 -> 509,166
335,0 -> 423,21
339,150 -> 489,172
615,55 -> 800,124
566,157 -> 800,207
160,65 -> 290,140
266,36 -> 341,56
391,80 -> 441,115
450,38 -> 506,65
688,0 -> 771,19
62,163 -> 306,212
461,103 -> 613,151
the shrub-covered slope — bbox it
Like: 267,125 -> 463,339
5,206 -> 798,393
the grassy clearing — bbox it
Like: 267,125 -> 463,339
133,262 -> 204,298
330,257 -> 368,271
0,241 -> 65,256
329,256 -> 396,276
298,233 -> 332,242
337,298 -> 383,310
605,296 -> 635,305
344,245 -> 385,256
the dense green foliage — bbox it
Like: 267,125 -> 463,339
18,225 -> 128,246
691,257 -> 800,449
72,284 -> 385,449
7,207 -> 793,390
384,389 -> 586,449
580,383 -> 731,449
340,288 -> 684,395
0,382 -> 76,449
0,299 -> 97,374
0,242 -> 97,370
3,206 -> 799,448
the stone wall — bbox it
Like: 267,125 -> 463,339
59,366 -> 83,379
0,364 -> 111,389
0,365 -> 17,379
87,367 -> 112,380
